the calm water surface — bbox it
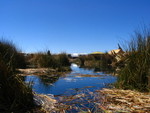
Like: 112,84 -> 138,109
25,64 -> 117,96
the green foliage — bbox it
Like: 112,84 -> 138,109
0,39 -> 35,112
116,28 -> 150,91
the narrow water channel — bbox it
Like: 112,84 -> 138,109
25,64 -> 117,112
25,64 -> 116,95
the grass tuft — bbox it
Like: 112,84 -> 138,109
116,27 -> 150,91
0,39 -> 35,112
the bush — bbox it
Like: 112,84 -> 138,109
116,28 -> 150,91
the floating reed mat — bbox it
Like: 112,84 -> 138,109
96,88 -> 150,113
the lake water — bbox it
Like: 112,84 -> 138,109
25,64 -> 117,112
25,64 -> 117,96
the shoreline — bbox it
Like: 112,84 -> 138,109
17,68 -> 71,76
18,68 -> 150,112
35,88 -> 150,112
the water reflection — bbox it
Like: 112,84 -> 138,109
38,75 -> 59,86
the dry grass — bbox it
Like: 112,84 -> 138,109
97,88 -> 150,113
0,39 -> 35,112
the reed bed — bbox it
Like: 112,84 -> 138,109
0,39 -> 35,112
30,52 -> 71,72
116,28 -> 150,91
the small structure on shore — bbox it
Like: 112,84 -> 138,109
108,45 -> 124,61
108,48 -> 124,55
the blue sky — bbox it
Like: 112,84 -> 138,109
0,0 -> 150,53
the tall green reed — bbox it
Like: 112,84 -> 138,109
116,28 -> 150,91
